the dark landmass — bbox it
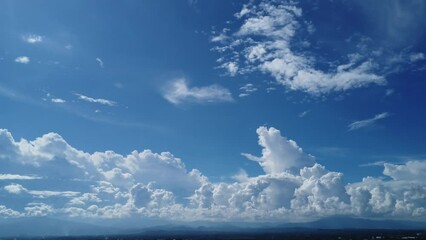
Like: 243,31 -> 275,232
0,216 -> 425,238
1,229 -> 425,240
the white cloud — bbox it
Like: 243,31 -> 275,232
25,203 -> 54,217
383,160 -> 426,181
239,83 -> 258,97
0,205 -> 22,218
1,127 -> 426,221
0,174 -> 41,180
242,126 -> 315,174
15,56 -> 30,64
386,89 -> 395,96
212,1 -> 387,95
22,34 -> 43,43
222,62 -> 239,76
51,98 -> 66,103
96,58 -> 104,68
410,52 -> 425,62
4,183 -> 27,194
4,183 -> 79,198
211,33 -> 228,43
348,112 -> 390,131
75,93 -> 117,106
298,110 -> 309,118
163,78 -> 233,105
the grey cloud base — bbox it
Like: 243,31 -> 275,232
0,128 -> 425,222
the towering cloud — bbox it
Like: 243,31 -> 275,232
0,127 -> 425,222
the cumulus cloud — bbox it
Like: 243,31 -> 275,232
0,127 -> 425,222
15,56 -> 30,64
212,1 -> 387,95
348,112 -> 390,131
163,78 -> 233,105
383,160 -> 426,181
75,93 -> 117,106
22,34 -> 43,43
25,203 -> 54,217
242,126 -> 315,174
0,205 -> 22,218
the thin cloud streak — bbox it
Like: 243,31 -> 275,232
96,58 -> 104,68
348,112 -> 390,131
75,93 -> 117,106
0,174 -> 42,180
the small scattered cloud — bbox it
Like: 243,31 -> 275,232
15,56 -> 30,64
163,78 -> 233,105
409,52 -> 425,62
298,110 -> 310,118
114,82 -> 124,89
385,89 -> 395,96
51,98 -> 66,103
4,183 -> 27,194
211,33 -> 228,43
239,83 -> 257,97
75,93 -> 117,106
22,34 -> 43,44
348,112 -> 390,131
222,62 -> 238,76
96,58 -> 104,68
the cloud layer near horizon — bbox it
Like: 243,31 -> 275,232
0,127 -> 425,222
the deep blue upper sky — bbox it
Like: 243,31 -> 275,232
0,0 -> 425,225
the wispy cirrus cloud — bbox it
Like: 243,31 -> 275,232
163,78 -> 233,105
75,93 -> 117,106
15,56 -> 30,64
96,58 -> 104,68
348,112 -> 390,131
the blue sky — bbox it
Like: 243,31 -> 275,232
0,0 -> 426,224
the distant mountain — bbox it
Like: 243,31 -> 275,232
278,216 -> 426,230
0,216 -> 424,237
0,217 -> 119,237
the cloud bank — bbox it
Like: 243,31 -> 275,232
0,127 -> 425,222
